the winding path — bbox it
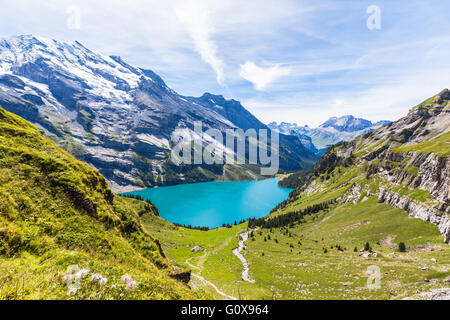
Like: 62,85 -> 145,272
190,273 -> 237,300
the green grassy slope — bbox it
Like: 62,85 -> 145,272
393,131 -> 450,157
0,107 -> 201,300
141,213 -> 252,299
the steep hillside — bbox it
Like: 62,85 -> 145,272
0,35 -> 317,192
0,106 -> 200,299
281,89 -> 450,243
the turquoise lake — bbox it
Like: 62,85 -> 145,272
126,179 -> 293,228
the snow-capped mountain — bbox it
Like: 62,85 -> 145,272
0,35 -> 318,192
269,116 -> 390,152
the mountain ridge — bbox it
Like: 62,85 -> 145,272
0,35 -> 318,192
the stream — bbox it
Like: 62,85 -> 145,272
232,229 -> 257,283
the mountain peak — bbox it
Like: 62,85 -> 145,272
199,92 -> 229,105
320,115 -> 373,132
409,88 -> 450,117
1,34 -> 83,52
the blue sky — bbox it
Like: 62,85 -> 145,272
0,0 -> 449,126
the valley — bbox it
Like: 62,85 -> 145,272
0,83 -> 448,300
146,198 -> 449,299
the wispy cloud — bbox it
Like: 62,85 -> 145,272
174,0 -> 225,85
239,61 -> 291,91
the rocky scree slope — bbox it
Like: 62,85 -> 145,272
291,89 -> 450,243
0,35 -> 317,192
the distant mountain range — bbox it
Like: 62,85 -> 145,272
0,35 -> 318,192
268,115 -> 390,153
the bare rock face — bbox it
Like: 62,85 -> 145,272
440,217 -> 450,244
372,150 -> 450,243
413,153 -> 450,203
342,184 -> 362,205
375,148 -> 450,243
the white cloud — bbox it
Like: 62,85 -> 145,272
239,61 -> 291,91
174,0 -> 225,85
